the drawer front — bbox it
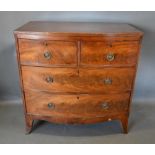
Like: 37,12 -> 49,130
81,41 -> 139,66
22,66 -> 135,93
25,91 -> 130,117
18,39 -> 77,66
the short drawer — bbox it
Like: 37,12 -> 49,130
25,91 -> 130,117
22,66 -> 135,93
81,41 -> 139,66
18,39 -> 77,66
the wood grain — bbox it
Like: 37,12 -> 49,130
26,113 -> 129,128
81,41 -> 139,66
19,39 -> 78,66
14,21 -> 143,36
25,90 -> 130,117
14,21 -> 143,134
14,22 -> 143,42
22,66 -> 135,93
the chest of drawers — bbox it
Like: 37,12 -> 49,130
14,21 -> 143,134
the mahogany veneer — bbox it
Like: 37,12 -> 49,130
14,21 -> 143,134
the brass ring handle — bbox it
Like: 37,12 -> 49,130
47,103 -> 55,109
106,53 -> 115,61
44,51 -> 52,60
104,78 -> 112,85
101,102 -> 109,110
45,76 -> 53,83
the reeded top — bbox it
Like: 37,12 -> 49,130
14,21 -> 143,36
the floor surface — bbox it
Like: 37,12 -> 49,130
0,101 -> 155,144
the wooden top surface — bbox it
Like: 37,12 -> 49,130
14,21 -> 143,36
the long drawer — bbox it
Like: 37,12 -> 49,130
22,66 -> 135,93
25,90 -> 130,117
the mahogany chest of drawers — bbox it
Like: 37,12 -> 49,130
14,21 -> 143,134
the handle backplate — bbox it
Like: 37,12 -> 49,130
104,78 -> 112,85
44,51 -> 52,60
106,53 -> 115,61
101,102 -> 109,110
48,103 -> 55,109
45,76 -> 53,83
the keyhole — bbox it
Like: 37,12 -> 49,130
77,96 -> 79,100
